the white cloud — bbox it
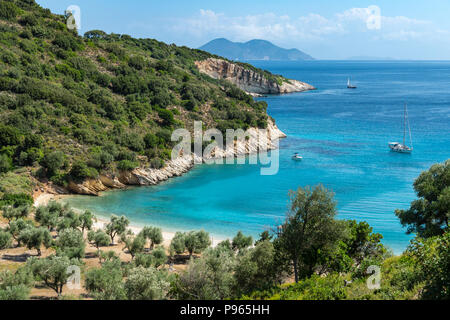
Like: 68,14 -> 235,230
160,6 -> 450,59
171,7 -> 441,44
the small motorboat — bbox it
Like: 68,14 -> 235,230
292,153 -> 303,161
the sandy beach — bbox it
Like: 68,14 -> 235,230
33,192 -> 223,247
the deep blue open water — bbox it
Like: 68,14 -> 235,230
63,61 -> 450,254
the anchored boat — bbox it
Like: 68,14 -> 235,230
389,103 -> 413,153
347,77 -> 357,89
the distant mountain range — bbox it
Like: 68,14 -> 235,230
199,38 -> 314,61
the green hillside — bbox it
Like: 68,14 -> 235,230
0,0 -> 277,192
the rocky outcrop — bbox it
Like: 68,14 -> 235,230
118,155 -> 198,187
195,58 -> 315,94
68,179 -> 109,196
99,175 -> 125,189
68,120 -> 286,196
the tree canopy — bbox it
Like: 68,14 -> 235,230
396,160 -> 450,238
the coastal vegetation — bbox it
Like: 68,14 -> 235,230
0,160 -> 448,300
0,0 -> 277,200
0,0 -> 448,302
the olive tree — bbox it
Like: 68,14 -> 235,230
85,259 -> 126,300
1,205 -> 30,223
35,201 -> 73,231
175,246 -> 235,300
34,205 -> 59,231
88,229 -> 110,253
169,231 -> 211,258
275,185 -> 343,282
232,231 -> 253,252
141,226 -> 163,250
18,226 -> 52,256
0,267 -> 34,300
234,240 -> 283,295
134,247 -> 167,268
56,209 -> 81,232
27,255 -> 79,297
0,229 -> 12,250
55,228 -> 85,259
184,230 -> 211,258
7,218 -> 34,246
169,232 -> 186,257
80,210 -> 95,233
105,215 -> 129,245
122,233 -> 146,260
124,266 -> 171,300
98,250 -> 119,265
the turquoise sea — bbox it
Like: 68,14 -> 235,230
63,61 -> 450,254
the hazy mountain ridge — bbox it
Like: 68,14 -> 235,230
199,38 -> 314,61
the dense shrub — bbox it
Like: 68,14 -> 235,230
117,160 -> 138,171
143,133 -> 159,149
69,161 -> 98,181
0,2 -> 20,20
40,151 -> 65,177
128,56 -> 146,70
0,124 -> 22,147
52,33 -> 81,51
158,109 -> 175,127
244,274 -> 347,300
0,154 -> 13,173
0,193 -> 33,207
87,151 -> 114,170
149,158 -> 164,169
19,14 -> 38,26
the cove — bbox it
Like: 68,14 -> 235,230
63,60 -> 450,254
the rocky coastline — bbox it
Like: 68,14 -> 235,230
34,58 -> 315,197
195,58 -> 316,95
48,119 -> 287,197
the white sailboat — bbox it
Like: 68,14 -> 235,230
347,77 -> 357,89
389,103 -> 413,153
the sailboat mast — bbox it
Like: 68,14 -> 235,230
403,103 -> 406,146
406,104 -> 413,149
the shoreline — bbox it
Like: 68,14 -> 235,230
31,119 -> 286,247
66,119 -> 287,196
33,192 -> 225,247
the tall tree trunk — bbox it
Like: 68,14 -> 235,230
293,258 -> 299,283
58,284 -> 63,297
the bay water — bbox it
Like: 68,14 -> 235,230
63,61 -> 450,254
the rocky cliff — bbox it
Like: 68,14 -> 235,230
195,58 -> 315,95
67,119 -> 286,196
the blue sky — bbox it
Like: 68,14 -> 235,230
37,0 -> 450,59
